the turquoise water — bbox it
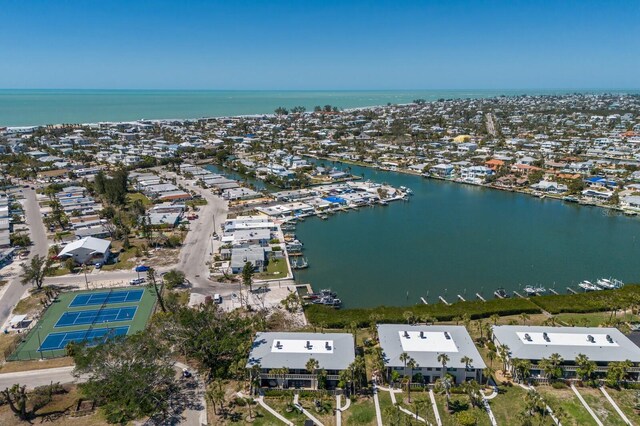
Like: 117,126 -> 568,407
1,89 -> 638,127
294,161 -> 640,308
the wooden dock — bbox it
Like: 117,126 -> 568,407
549,288 -> 559,295
476,293 -> 486,302
420,297 -> 428,305
567,287 -> 577,294
438,296 -> 450,305
513,291 -> 525,299
494,291 -> 504,299
457,294 -> 466,302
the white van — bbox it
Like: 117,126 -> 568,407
213,294 -> 222,304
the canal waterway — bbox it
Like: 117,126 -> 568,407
294,161 -> 640,308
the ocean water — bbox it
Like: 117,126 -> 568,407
1,89 -> 637,127
293,160 -> 640,308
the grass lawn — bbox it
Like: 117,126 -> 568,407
577,386 -> 627,426
603,387 -> 640,425
434,393 -> 491,426
255,257 -> 289,279
297,395 -> 336,426
14,292 -> 45,315
490,385 -> 554,425
555,311 -> 637,327
101,246 -> 138,271
395,389 -> 437,425
344,396 -> 377,425
536,386 -> 598,426
0,356 -> 74,373
126,192 -> 153,208
263,397 -> 308,424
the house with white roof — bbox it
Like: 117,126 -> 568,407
57,236 -> 111,265
246,332 -> 355,389
492,325 -> 640,380
377,324 -> 486,384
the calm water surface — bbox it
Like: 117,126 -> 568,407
294,162 -> 640,308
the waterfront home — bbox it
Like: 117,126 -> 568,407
377,324 -> 486,384
530,181 -> 568,194
492,325 -> 640,381
429,164 -> 454,178
621,195 -> 640,212
230,246 -> 266,273
246,332 -> 355,389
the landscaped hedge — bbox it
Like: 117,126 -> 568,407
305,298 -> 541,328
532,284 -> 640,314
305,284 -> 640,327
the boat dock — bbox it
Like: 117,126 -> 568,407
567,287 -> 577,294
420,297 -> 428,305
493,291 -> 504,299
457,294 -> 466,302
476,293 -> 486,302
549,288 -> 559,295
438,296 -> 450,305
513,291 -> 525,299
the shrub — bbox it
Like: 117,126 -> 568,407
456,410 -> 477,426
551,381 -> 567,389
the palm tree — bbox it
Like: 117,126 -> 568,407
405,358 -> 418,402
497,344 -> 510,374
575,353 -> 595,383
519,312 -> 530,325
549,353 -> 564,379
399,351 -> 409,374
306,358 -> 320,389
435,374 -> 453,411
349,321 -> 358,345
461,356 -> 473,371
487,349 -> 497,369
490,314 -> 500,325
438,353 -> 450,378
249,363 -> 262,395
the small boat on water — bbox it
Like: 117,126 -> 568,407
523,285 -> 547,296
494,288 -> 510,299
312,296 -> 342,308
596,278 -> 624,290
319,214 -> 328,220
563,196 -> 579,203
578,280 -> 601,292
290,257 -> 309,269
379,200 -> 389,206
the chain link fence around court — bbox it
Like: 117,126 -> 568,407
3,283 -> 157,362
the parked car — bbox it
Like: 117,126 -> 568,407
130,278 -> 145,285
94,262 -> 103,269
134,265 -> 150,272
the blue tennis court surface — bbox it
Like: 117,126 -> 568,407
54,306 -> 137,328
69,289 -> 144,307
39,326 -> 130,351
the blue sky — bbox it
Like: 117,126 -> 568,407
1,0 -> 638,89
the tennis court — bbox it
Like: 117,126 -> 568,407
69,289 -> 144,307
39,326 -> 130,351
54,306 -> 137,328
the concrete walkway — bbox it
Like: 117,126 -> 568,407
570,384 -> 604,426
336,394 -> 342,426
483,397 -> 498,426
429,389 -> 442,426
294,393 -> 325,426
340,394 -> 351,411
599,386 -> 632,425
516,383 -> 561,426
256,395 -> 293,426
372,383 -> 384,426
386,387 -> 428,423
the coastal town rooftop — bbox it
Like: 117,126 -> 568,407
246,332 -> 355,370
492,325 -> 640,363
377,324 -> 486,369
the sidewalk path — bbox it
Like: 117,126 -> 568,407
294,393 -> 325,426
372,383 -> 383,426
571,383 -> 604,426
429,389 -> 442,426
336,394 -> 342,426
388,388 -> 427,423
256,395 -> 293,426
599,386 -> 632,425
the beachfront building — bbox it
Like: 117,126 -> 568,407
492,325 -> 640,381
246,332 -> 355,389
377,324 -> 486,384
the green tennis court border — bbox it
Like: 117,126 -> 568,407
7,286 -> 157,361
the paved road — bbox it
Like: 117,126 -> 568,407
0,362 -> 206,425
168,172 -> 229,293
486,113 -> 497,136
0,188 -> 48,326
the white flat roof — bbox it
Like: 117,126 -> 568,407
399,331 -> 459,353
516,331 -> 619,348
271,339 -> 334,354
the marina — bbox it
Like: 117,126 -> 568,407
293,161 -> 640,308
